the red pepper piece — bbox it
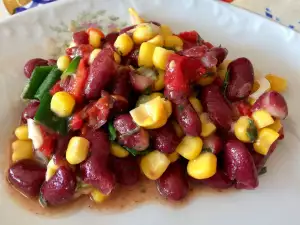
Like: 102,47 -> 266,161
236,101 -> 252,117
50,81 -> 63,96
178,30 -> 201,43
39,127 -> 56,157
69,112 -> 84,131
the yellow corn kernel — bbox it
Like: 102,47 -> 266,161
66,137 -> 90,165
149,92 -> 164,99
176,136 -> 203,160
189,97 -> 203,115
46,158 -> 59,181
187,152 -> 217,179
91,189 -> 108,203
172,121 -> 184,138
248,97 -> 256,105
11,140 -> 33,162
153,69 -> 165,91
168,151 -> 180,163
267,119 -> 282,133
89,48 -> 101,64
147,35 -> 164,47
110,142 -> 129,158
164,35 -> 183,51
252,110 -> 274,129
265,74 -> 287,93
200,113 -> 216,137
251,80 -> 260,94
128,8 -> 145,25
163,98 -> 172,117
133,23 -> 159,44
217,60 -> 231,80
88,30 -> 101,48
114,51 -> 121,64
153,47 -> 173,70
140,150 -> 170,180
234,116 -> 258,143
57,55 -> 71,71
197,67 -> 217,86
138,42 -> 156,67
253,128 -> 279,155
15,125 -> 29,141
51,91 -> 76,117
114,33 -> 134,56
160,24 -> 172,37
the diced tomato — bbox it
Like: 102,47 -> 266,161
178,30 -> 201,43
65,44 -> 93,63
69,112 -> 84,131
67,59 -> 89,103
236,101 -> 252,117
203,41 -> 214,49
50,81 -> 63,96
39,127 -> 56,157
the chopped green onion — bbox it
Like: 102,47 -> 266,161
61,56 -> 81,80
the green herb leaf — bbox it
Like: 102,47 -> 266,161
108,121 -> 116,141
222,70 -> 230,94
178,105 -> 184,112
39,192 -> 48,208
61,56 -> 81,79
201,148 -> 212,153
247,118 -> 258,143
259,167 -> 267,176
123,146 -> 152,156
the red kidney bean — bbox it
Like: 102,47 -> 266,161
174,102 -> 202,136
24,58 -> 48,78
73,31 -> 89,45
41,166 -> 76,206
225,57 -> 254,101
8,159 -> 46,197
223,139 -> 258,189
203,134 -> 223,155
109,156 -> 140,186
111,66 -> 132,99
113,114 -> 150,151
181,45 -> 208,58
129,70 -> 154,93
252,91 -> 288,119
80,155 -> 115,195
21,101 -> 40,123
111,95 -> 129,114
201,170 -> 233,189
208,47 -> 228,66
122,46 -> 139,67
201,84 -> 234,130
156,162 -> 189,201
149,122 -> 181,154
54,134 -> 73,156
84,48 -> 117,99
120,25 -> 136,34
102,32 -> 119,50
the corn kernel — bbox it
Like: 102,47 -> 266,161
200,113 -> 216,137
88,30 -> 101,48
187,152 -> 217,179
114,51 -> 121,64
46,158 -> 59,181
114,33 -> 134,56
172,120 -> 184,138
253,128 -> 279,155
51,91 -> 76,117
66,137 -> 90,165
160,24 -> 172,37
265,74 -> 287,93
189,97 -> 203,115
153,70 -> 165,91
91,189 -> 108,203
251,80 -> 260,94
57,55 -> 71,71
234,116 -> 258,143
138,42 -> 156,67
128,7 -> 145,25
15,125 -> 29,141
168,151 -> 180,163
149,92 -> 164,99
252,110 -> 274,129
267,119 -> 282,133
248,97 -> 256,105
176,136 -> 203,160
89,48 -> 101,64
110,142 -> 129,158
153,47 -> 173,70
12,140 -> 33,162
147,35 -> 164,47
87,27 -> 105,38
140,150 -> 170,180
217,60 -> 231,80
164,35 -> 183,51
197,67 -> 217,86
133,23 -> 159,44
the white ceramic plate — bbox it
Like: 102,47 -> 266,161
1,0 -> 300,224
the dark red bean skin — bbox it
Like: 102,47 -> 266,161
111,66 -> 132,99
21,101 -> 40,123
102,32 -> 119,50
174,102 -> 202,136
84,48 -> 117,100
149,122 -> 181,154
225,58 -> 254,101
203,134 -> 223,155
208,47 -> 228,66
8,159 -> 46,198
109,156 -> 140,186
119,25 -> 136,34
41,166 -> 76,206
201,170 -> 233,189
122,46 -> 139,67
73,31 -> 89,45
24,58 -> 48,78
224,140 -> 258,189
201,84 -> 233,130
156,162 -> 189,201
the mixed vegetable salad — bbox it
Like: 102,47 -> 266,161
7,8 -> 288,207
